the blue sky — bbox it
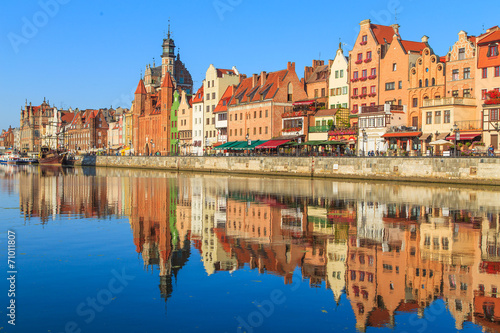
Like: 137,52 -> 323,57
0,0 -> 498,128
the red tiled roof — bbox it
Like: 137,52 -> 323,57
478,33 -> 500,68
161,72 -> 174,88
217,68 -> 236,77
440,56 -> 447,63
60,112 -> 75,124
213,85 -> 234,113
135,79 -> 146,94
478,30 -> 500,45
229,69 -> 288,106
371,24 -> 397,45
401,40 -> 426,54
467,35 -> 477,44
191,85 -> 204,104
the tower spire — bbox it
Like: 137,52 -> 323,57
168,18 -> 171,39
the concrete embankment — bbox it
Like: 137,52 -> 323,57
77,155 -> 500,186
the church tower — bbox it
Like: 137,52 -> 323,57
161,23 -> 176,79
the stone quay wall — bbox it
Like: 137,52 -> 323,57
78,155 -> 500,186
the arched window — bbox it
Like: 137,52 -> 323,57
425,79 -> 429,87
419,80 -> 422,88
432,78 -> 435,86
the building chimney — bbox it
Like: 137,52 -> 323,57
287,62 -> 295,72
260,71 -> 267,86
252,74 -> 258,87
421,35 -> 429,43
239,74 -> 247,82
328,59 -> 334,67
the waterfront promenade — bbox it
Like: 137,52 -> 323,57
77,155 -> 500,186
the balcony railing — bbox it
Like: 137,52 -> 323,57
360,104 -> 404,114
454,120 -> 482,131
385,126 -> 418,133
423,97 -> 476,107
309,125 -> 333,133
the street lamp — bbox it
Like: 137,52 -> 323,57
451,124 -> 459,157
361,129 -> 367,156
204,136 -> 208,156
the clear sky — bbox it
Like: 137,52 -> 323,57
0,0 -> 498,128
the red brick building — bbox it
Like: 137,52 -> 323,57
66,109 -> 108,152
132,73 -> 175,156
0,127 -> 14,149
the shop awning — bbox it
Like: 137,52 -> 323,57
255,139 -> 291,149
445,133 -> 481,141
420,133 -> 432,141
212,142 -> 224,148
213,141 -> 243,150
231,140 -> 266,150
293,100 -> 315,106
323,140 -> 345,145
381,131 -> 422,138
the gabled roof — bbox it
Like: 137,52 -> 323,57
478,30 -> 500,45
191,85 -> 204,104
135,79 -> 146,94
371,24 -> 397,45
161,72 -> 174,88
217,68 -> 237,77
60,112 -> 75,124
229,69 -> 288,106
213,85 -> 234,113
305,65 -> 329,83
467,35 -> 477,44
401,40 -> 426,54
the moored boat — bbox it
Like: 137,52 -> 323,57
39,151 -> 65,165
6,155 -> 20,164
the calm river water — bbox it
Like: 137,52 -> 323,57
0,165 -> 499,333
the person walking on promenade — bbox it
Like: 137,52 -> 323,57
488,144 -> 495,157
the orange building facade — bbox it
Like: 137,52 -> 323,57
408,46 -> 446,129
227,62 -> 308,141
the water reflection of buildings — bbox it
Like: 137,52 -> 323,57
17,167 -> 116,222
10,167 -> 500,332
128,174 -> 190,301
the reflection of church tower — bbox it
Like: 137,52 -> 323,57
161,24 -> 176,79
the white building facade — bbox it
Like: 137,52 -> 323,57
328,44 -> 349,110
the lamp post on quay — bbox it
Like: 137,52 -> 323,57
361,129 -> 367,156
451,124 -> 459,157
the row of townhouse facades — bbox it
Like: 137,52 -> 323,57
18,98 -> 130,154
127,20 -> 500,156
15,20 -> 500,156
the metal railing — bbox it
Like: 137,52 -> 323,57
423,97 -> 476,107
454,120 -> 482,131
308,125 -> 333,133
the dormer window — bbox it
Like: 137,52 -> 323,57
488,44 -> 499,57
